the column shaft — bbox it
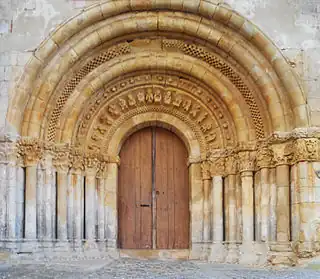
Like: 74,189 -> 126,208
276,164 -> 290,242
225,175 -> 236,242
57,170 -> 68,240
7,163 -> 17,239
203,178 -> 211,241
97,177 -> 105,241
85,175 -> 96,240
73,172 -> 83,241
189,163 -> 204,243
67,172 -> 74,240
105,163 -> 118,246
260,168 -> 270,242
241,171 -> 254,242
269,168 -> 277,242
212,176 -> 223,241
44,166 -> 53,239
254,171 -> 262,242
25,165 -> 37,239
16,166 -> 25,239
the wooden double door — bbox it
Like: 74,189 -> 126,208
118,127 -> 190,249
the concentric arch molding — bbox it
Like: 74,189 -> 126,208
47,38 -> 265,143
72,72 -> 237,151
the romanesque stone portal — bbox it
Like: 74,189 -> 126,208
0,0 -> 319,266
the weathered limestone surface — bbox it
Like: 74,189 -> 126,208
0,0 -> 319,267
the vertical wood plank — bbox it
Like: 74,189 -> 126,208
155,128 -> 169,249
172,131 -> 189,249
138,128 -> 153,249
118,128 -> 153,249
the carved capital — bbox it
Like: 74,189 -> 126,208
201,161 -> 211,180
293,138 -> 320,163
18,138 -> 43,167
272,143 -> 292,166
225,154 -> 238,175
53,144 -> 70,172
69,148 -> 85,173
238,151 -> 255,172
210,157 -> 225,176
84,153 -> 100,176
256,144 -> 273,169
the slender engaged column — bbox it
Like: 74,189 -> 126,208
105,162 -> 118,247
25,162 -> 38,239
85,167 -> 97,241
260,168 -> 270,242
0,162 -> 7,239
212,176 -> 223,242
226,174 -> 237,242
97,172 -> 106,241
276,164 -> 290,242
42,155 -> 54,240
67,171 -> 74,240
36,164 -> 44,239
56,166 -> 68,241
201,162 -> 211,242
254,171 -> 261,242
72,169 -> 83,241
241,171 -> 254,242
6,145 -> 18,240
16,164 -> 25,239
269,168 -> 277,242
190,162 -> 204,244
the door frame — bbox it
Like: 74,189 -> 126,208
105,113 -> 205,254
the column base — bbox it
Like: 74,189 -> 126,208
208,242 -> 227,263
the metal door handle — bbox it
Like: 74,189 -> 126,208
140,204 -> 151,207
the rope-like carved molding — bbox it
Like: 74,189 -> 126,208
162,39 -> 265,139
47,43 -> 131,142
76,73 -> 236,150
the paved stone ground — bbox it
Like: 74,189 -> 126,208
0,258 -> 319,279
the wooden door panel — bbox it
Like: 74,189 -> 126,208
155,128 -> 189,249
118,128 -> 153,249
119,127 -> 189,250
